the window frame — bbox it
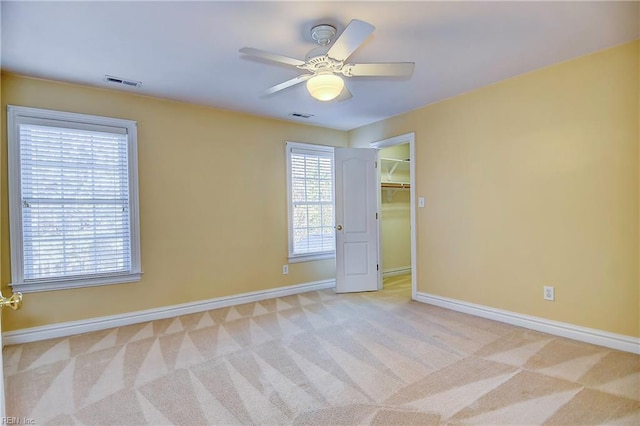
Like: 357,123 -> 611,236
285,141 -> 336,263
7,105 -> 142,293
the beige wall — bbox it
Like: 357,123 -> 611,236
351,41 -> 640,337
0,73 -> 347,331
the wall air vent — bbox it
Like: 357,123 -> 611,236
289,112 -> 314,119
104,75 -> 142,87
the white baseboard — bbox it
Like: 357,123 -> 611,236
415,292 -> 640,355
382,266 -> 412,278
3,279 -> 336,346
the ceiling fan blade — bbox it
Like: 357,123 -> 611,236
336,85 -> 353,102
239,47 -> 305,67
265,74 -> 314,95
344,62 -> 415,77
327,19 -> 375,61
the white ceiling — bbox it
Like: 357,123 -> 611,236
1,1 -> 638,131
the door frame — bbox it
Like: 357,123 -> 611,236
370,132 -> 417,300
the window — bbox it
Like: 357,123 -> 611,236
7,106 -> 141,292
286,142 -> 335,262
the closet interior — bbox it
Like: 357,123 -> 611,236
379,143 -> 412,289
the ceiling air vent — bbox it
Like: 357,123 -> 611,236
289,112 -> 314,119
104,75 -> 142,87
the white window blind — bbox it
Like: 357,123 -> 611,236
21,124 -> 131,279
287,143 -> 335,260
8,106 -> 141,292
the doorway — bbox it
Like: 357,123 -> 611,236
370,133 -> 417,300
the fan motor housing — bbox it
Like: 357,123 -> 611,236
300,54 -> 344,74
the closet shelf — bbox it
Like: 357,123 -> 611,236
380,157 -> 410,182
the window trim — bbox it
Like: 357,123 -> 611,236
285,141 -> 336,263
7,105 -> 142,293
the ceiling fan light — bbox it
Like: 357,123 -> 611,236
306,74 -> 344,101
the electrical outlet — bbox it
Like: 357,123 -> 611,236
282,264 -> 289,275
544,286 -> 554,301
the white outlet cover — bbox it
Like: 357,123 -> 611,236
418,197 -> 425,208
544,286 -> 554,301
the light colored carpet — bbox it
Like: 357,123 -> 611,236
3,275 -> 639,425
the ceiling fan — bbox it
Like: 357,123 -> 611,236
239,19 -> 415,102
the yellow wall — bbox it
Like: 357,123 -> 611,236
350,41 -> 640,337
1,73 -> 347,331
0,69 -> 3,328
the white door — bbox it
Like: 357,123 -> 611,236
335,148 -> 380,293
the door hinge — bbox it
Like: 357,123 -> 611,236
376,212 -> 378,219
377,264 -> 379,271
375,161 -> 378,168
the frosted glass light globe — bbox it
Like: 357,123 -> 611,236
306,74 -> 344,101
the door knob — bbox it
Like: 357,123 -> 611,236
0,291 -> 23,310
336,225 -> 343,231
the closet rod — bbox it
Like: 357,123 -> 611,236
381,182 -> 410,189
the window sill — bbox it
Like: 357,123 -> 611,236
288,253 -> 335,264
10,272 -> 142,293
